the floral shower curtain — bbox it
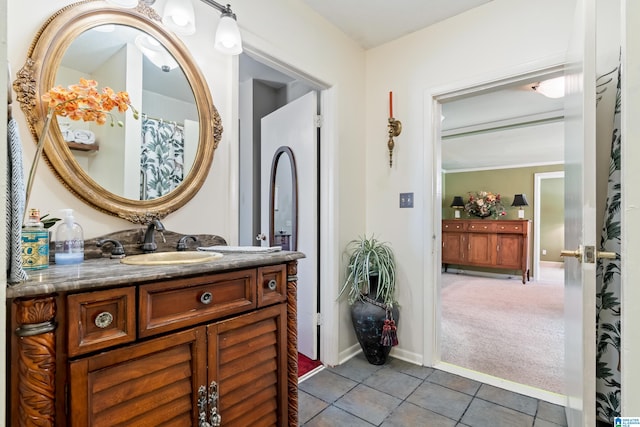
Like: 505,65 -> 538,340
140,117 -> 185,200
595,65 -> 621,423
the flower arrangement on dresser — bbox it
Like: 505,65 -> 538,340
464,191 -> 506,219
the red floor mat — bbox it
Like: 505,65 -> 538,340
298,353 -> 322,377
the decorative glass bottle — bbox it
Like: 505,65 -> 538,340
21,208 -> 49,270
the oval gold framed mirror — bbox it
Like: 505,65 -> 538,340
13,1 -> 222,223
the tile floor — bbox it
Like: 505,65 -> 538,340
298,354 -> 567,427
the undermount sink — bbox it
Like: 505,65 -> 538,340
120,251 -> 223,266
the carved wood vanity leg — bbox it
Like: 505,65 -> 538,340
14,296 -> 57,427
286,261 -> 298,426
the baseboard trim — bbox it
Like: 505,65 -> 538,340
443,268 -> 523,281
337,344 -> 423,367
433,361 -> 567,406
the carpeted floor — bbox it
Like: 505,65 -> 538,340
441,272 -> 565,394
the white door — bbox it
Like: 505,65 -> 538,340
562,0 -> 597,424
260,92 -> 318,359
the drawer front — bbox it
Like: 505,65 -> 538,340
257,264 -> 287,307
442,220 -> 464,231
466,222 -> 497,233
496,222 -> 527,234
139,270 -> 257,338
67,287 -> 136,357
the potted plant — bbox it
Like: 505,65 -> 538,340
338,235 -> 399,365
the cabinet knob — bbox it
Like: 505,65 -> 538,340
267,279 -> 277,291
200,292 -> 213,305
94,311 -> 114,329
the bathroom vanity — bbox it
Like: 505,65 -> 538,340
6,251 -> 303,427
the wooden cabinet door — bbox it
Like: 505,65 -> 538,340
442,231 -> 465,264
69,327 -> 207,427
208,303 -> 288,427
466,232 -> 496,266
496,233 -> 524,269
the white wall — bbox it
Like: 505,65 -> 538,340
365,0 -> 577,363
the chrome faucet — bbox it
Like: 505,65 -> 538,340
142,219 -> 165,253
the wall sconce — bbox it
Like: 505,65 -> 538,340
388,91 -> 402,167
204,0 -> 243,55
511,194 -> 529,219
450,196 -> 465,219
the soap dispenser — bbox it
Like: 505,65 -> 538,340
55,209 -> 84,265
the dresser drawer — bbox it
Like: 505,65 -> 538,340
442,220 -> 465,231
496,222 -> 527,234
138,269 -> 257,337
466,222 -> 497,233
67,287 -> 136,357
257,264 -> 287,307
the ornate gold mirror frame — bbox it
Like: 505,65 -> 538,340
13,0 -> 222,223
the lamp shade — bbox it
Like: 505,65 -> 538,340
511,194 -> 529,207
450,196 -> 465,208
215,14 -> 243,55
162,0 -> 196,36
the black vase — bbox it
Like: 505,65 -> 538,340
350,277 -> 399,365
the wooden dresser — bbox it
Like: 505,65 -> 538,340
442,219 -> 530,283
6,252 -> 303,427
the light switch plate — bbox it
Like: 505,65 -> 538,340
400,192 -> 414,208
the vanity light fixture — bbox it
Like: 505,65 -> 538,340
162,0 -> 196,36
532,76 -> 565,99
203,0 -> 243,55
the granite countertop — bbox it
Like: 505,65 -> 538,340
7,251 -> 305,299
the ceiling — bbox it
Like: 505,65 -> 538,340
300,0 -> 493,50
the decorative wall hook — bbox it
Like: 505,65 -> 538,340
387,91 -> 401,167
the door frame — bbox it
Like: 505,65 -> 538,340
236,46 -> 341,366
533,171 -> 565,281
426,60 -> 568,405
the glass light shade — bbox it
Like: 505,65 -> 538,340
534,76 -> 565,99
135,35 -> 179,71
105,0 -> 139,8
215,15 -> 243,55
162,0 -> 196,36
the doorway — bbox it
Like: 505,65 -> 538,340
435,65 -> 567,404
238,52 -> 326,362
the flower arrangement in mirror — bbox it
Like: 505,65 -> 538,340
25,78 -> 139,219
464,191 -> 506,219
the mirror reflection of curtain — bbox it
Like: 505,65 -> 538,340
140,116 -> 185,200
